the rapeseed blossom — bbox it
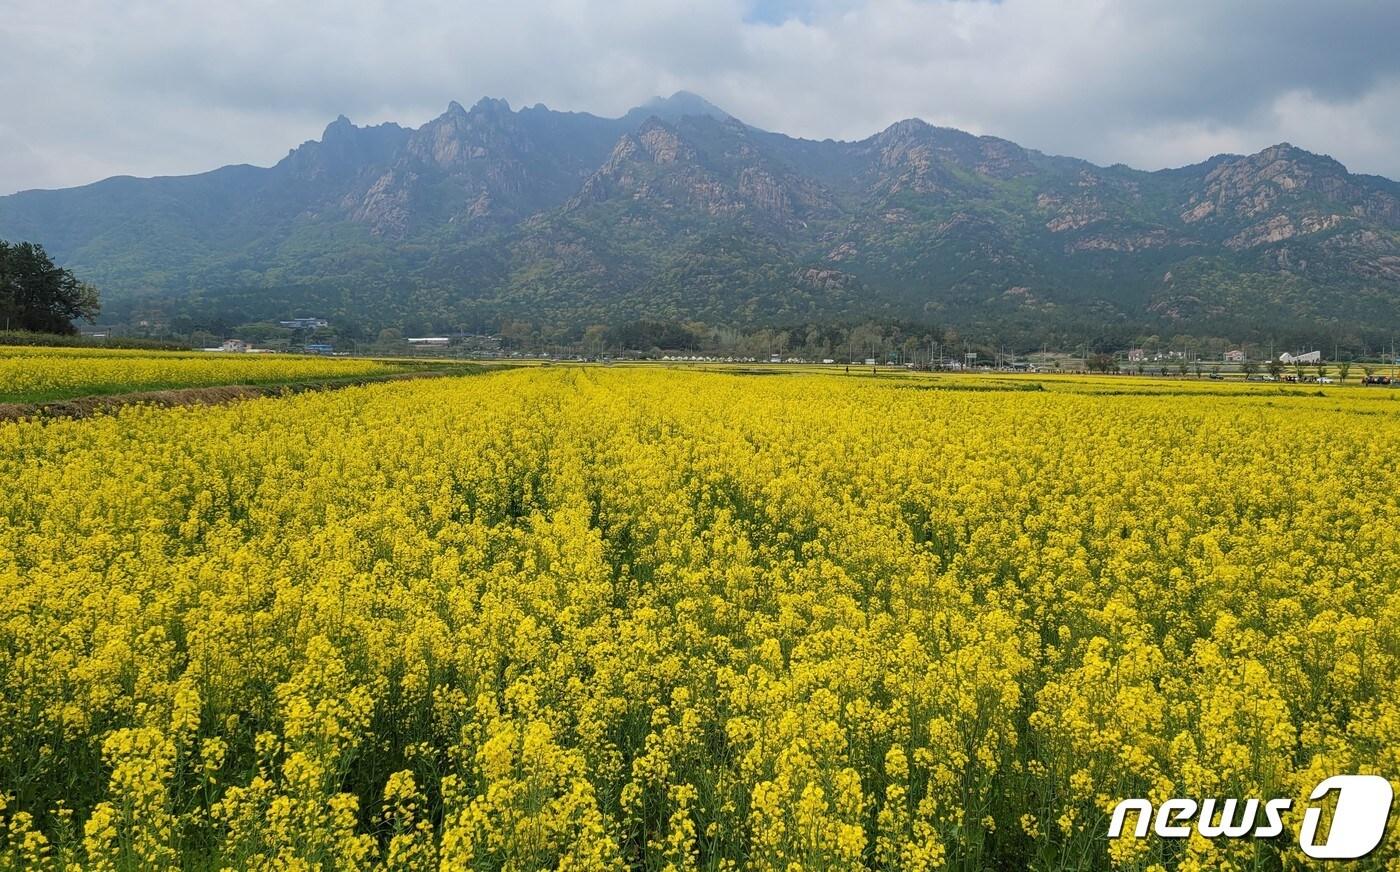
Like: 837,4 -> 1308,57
0,345 -> 403,402
0,367 -> 1397,869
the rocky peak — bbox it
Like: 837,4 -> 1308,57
277,115 -> 408,179
598,119 -> 697,169
1182,142 -> 1396,226
322,114 -> 355,141
403,99 -> 527,170
471,97 -> 513,115
872,119 -> 931,155
1228,143 -> 1347,183
867,119 -> 1032,182
634,120 -> 695,165
970,136 -> 1035,179
874,118 -> 932,144
1253,142 -> 1341,168
569,119 -> 762,217
570,122 -> 692,205
866,120 -> 947,193
408,112 -> 473,168
622,91 -> 732,125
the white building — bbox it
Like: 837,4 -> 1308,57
280,317 -> 329,330
1279,350 -> 1321,364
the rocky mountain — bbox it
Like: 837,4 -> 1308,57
1,92 -> 1397,341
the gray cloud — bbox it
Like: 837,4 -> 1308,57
2,0 -> 1398,195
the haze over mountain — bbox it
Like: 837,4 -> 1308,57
2,92 -> 1398,344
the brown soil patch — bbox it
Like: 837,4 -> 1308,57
0,371 -> 450,423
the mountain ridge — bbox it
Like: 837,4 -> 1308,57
1,92 -> 1397,343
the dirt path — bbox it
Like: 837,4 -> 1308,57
0,370 -> 459,423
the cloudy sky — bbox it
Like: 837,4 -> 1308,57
3,0 -> 1399,195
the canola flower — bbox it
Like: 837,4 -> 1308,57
0,367 -> 1398,870
0,346 -> 405,403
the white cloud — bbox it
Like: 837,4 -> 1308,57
1267,80 -> 1400,175
1,0 -> 1397,194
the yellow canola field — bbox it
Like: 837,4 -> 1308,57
1,368 -> 1398,870
0,345 -> 404,403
